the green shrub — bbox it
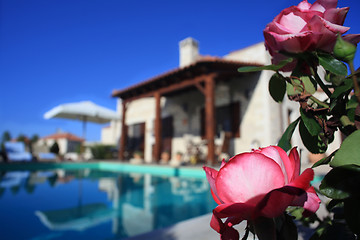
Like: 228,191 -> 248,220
50,142 -> 60,155
90,144 -> 116,159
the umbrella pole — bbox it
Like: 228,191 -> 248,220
81,117 -> 87,160
82,116 -> 87,140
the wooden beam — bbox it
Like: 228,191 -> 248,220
118,101 -> 128,160
119,73 -> 217,102
153,92 -> 162,162
194,82 -> 206,95
205,75 -> 216,165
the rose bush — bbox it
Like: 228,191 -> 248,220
203,146 -> 320,240
263,0 -> 360,70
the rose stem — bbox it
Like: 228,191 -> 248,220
290,76 -> 330,109
310,67 -> 332,98
348,60 -> 360,103
309,96 -> 330,109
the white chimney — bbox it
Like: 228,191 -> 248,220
179,37 -> 199,67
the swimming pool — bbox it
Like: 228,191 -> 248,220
0,162 -> 216,240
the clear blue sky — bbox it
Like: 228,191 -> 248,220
1,0 -> 360,142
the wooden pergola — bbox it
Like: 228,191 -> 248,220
112,58 -> 261,165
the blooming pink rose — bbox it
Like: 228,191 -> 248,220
203,146 -> 320,240
263,0 -> 360,71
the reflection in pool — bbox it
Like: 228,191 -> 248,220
0,169 -> 216,239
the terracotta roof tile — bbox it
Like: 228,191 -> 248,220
42,133 -> 84,142
112,58 -> 262,99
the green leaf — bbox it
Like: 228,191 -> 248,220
274,213 -> 298,240
326,199 -> 343,212
325,72 -> 346,86
288,207 -> 304,220
286,76 -> 316,96
253,216 -> 276,240
347,108 -> 356,122
331,78 -> 353,99
301,76 -> 317,95
340,115 -> 355,127
238,58 -> 293,72
286,81 -> 301,96
346,95 -> 359,110
312,150 -> 337,168
318,52 -> 348,76
344,196 -> 360,235
300,108 -> 322,136
319,165 -> 360,199
269,73 -> 286,103
330,130 -> 360,167
299,120 -> 327,154
314,222 -> 355,240
277,117 -> 300,152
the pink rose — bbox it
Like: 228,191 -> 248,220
263,0 -> 360,70
203,146 -> 320,239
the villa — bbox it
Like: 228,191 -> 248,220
106,37 -> 341,165
36,132 -> 84,156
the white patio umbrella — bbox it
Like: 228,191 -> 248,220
44,101 -> 119,139
35,203 -> 119,231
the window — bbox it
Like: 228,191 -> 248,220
127,122 -> 145,155
201,101 -> 241,138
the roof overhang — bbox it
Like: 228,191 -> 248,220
112,58 -> 262,102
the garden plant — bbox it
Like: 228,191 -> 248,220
204,0 -> 360,239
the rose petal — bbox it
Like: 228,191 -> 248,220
324,7 -> 349,25
256,168 -> 315,218
280,12 -> 308,34
210,211 -> 224,233
220,159 -> 227,168
311,0 -> 338,13
303,187 -> 321,216
203,166 -> 223,204
292,186 -> 321,216
213,202 -> 256,220
343,34 -> 360,45
288,147 -> 300,181
256,146 -> 293,184
288,168 -> 314,190
307,15 -> 348,51
297,0 -> 312,10
225,216 -> 244,228
270,52 -> 298,72
216,153 -> 285,204
264,29 -> 281,55
211,212 -> 240,240
321,17 -> 349,34
221,226 -> 240,240
265,30 -> 318,53
256,186 -> 305,218
267,21 -> 293,35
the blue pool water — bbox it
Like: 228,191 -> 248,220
0,168 -> 216,240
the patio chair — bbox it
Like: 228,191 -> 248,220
32,144 -> 57,162
38,152 -> 57,161
4,141 -> 33,162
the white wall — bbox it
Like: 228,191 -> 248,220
101,98 -> 122,145
37,138 -> 68,155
